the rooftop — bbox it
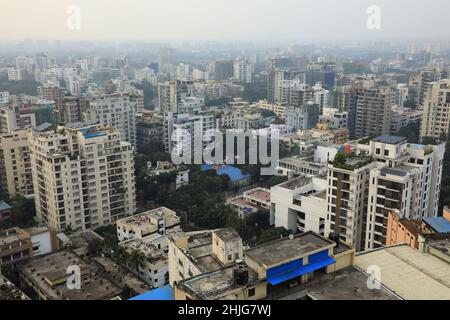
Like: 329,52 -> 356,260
0,276 -> 29,300
380,165 -> 417,178
92,256 -> 150,295
0,201 -> 11,211
18,250 -> 122,300
355,245 -> 450,300
245,188 -> 271,203
214,229 -> 241,243
423,217 -> 450,233
201,164 -> 251,182
179,265 -> 259,300
245,232 -> 335,268
129,284 -> 174,300
306,267 -> 400,300
278,177 -> 312,190
117,207 -> 180,231
373,135 -> 407,145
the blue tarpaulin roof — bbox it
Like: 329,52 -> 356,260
200,164 -> 251,182
267,257 -> 336,285
423,217 -> 450,233
129,285 -> 174,300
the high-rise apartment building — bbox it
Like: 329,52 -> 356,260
158,80 -> 193,114
29,122 -> 136,231
420,79 -> 450,141
214,60 -> 234,81
84,93 -> 138,148
417,68 -> 443,105
354,87 -> 393,139
0,129 -> 33,197
233,58 -> 252,83
363,136 -> 445,250
285,102 -> 319,131
163,112 -> 216,157
325,135 -> 444,251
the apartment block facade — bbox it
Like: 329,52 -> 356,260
29,122 -> 136,231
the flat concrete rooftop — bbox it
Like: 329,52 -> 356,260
307,267 -> 400,300
245,232 -> 334,268
19,250 -> 122,300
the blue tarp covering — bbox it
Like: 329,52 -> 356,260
267,257 -> 336,285
129,285 -> 174,300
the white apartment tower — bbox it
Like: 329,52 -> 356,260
361,135 -> 445,250
84,93 -> 138,148
29,122 -> 136,231
420,79 -> 450,141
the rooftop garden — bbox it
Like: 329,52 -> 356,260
329,152 -> 374,171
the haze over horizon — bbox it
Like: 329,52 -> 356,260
1,0 -> 449,43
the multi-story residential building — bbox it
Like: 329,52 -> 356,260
0,227 -> 32,265
0,201 -> 12,225
136,122 -> 163,152
119,232 -> 172,288
327,155 -> 380,251
335,85 -> 356,137
168,229 -> 243,286
390,105 -> 422,134
214,60 -> 234,81
0,129 -> 33,197
420,79 -> 450,141
0,92 -> 10,104
258,100 -> 287,119
0,106 -> 18,134
312,82 -> 329,114
116,207 -> 180,242
29,121 -> 136,231
362,135 -> 445,250
227,188 -> 270,219
354,87 -> 393,139
37,82 -> 65,102
271,176 -> 329,236
233,58 -> 252,83
285,102 -> 319,131
319,108 -> 348,129
158,80 -> 193,113
417,68 -> 443,105
163,112 -> 216,156
84,92 -> 138,147
53,96 -> 90,125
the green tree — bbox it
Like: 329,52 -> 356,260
129,249 -> 146,271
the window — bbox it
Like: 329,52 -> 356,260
248,288 -> 255,297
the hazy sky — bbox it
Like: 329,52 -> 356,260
0,0 -> 449,42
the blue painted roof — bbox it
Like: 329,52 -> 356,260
200,164 -> 251,182
0,201 -> 11,211
129,285 -> 174,300
423,217 -> 450,233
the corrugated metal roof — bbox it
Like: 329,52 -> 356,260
423,217 -> 450,233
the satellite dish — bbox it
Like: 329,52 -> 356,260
288,234 -> 294,240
